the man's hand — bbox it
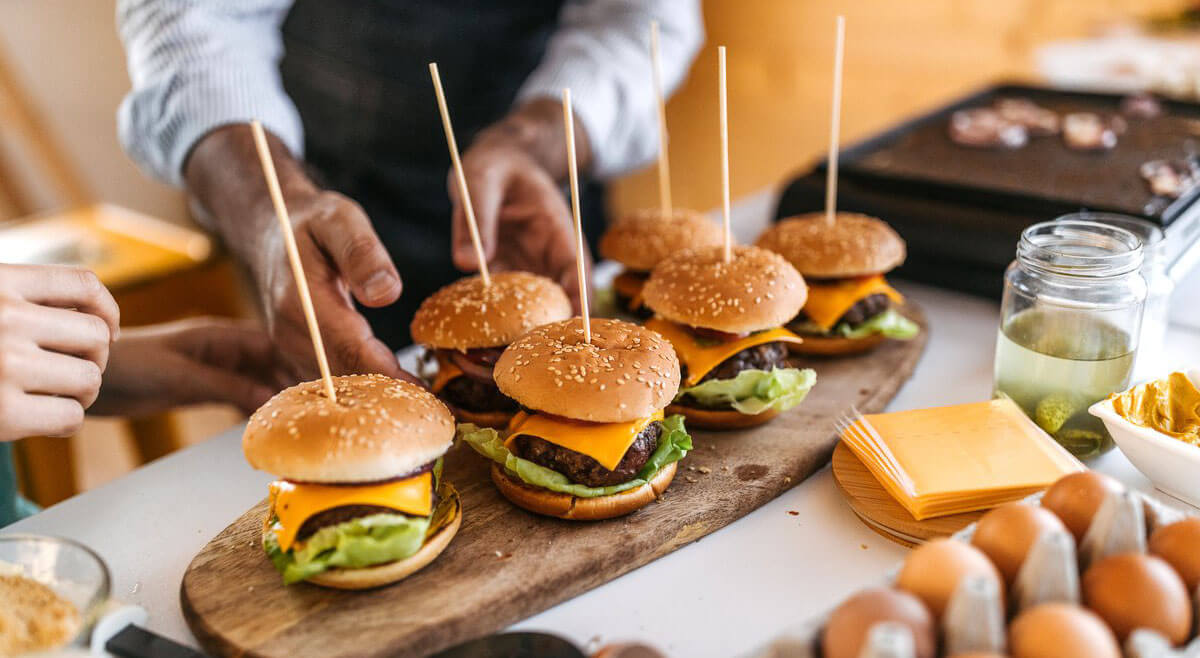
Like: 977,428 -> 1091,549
452,99 -> 594,311
185,125 -> 421,384
0,264 -> 119,441
92,318 -> 282,417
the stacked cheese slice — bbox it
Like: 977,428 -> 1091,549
840,399 -> 1083,520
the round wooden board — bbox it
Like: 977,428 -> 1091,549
831,441 -> 982,547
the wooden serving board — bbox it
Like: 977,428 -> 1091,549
831,441 -> 983,548
181,307 -> 928,658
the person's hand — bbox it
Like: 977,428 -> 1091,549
255,189 -> 415,382
184,125 -> 422,386
452,99 -> 594,312
0,264 -> 119,441
92,318 -> 283,417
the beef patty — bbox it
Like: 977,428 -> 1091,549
675,341 -> 789,410
439,374 -> 518,413
290,462 -> 438,542
791,293 -> 891,332
678,341 -> 789,386
509,420 -> 662,488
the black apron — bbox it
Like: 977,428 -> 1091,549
280,1 -> 605,348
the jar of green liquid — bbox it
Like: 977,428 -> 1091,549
994,220 -> 1146,458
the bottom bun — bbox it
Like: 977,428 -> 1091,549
296,486 -> 462,590
788,333 -> 886,356
491,461 -> 676,520
449,405 -> 515,429
666,403 -> 781,430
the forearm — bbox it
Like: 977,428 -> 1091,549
183,125 -> 318,272
472,99 -> 593,181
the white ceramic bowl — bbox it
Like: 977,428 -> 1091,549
1090,369 -> 1200,509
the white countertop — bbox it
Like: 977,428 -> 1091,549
7,280 -> 1199,657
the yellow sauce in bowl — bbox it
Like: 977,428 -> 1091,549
1111,372 -> 1200,447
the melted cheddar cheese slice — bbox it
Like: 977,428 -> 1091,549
268,473 -> 433,551
644,318 -> 804,387
504,410 -> 664,471
431,354 -> 463,394
803,275 -> 904,332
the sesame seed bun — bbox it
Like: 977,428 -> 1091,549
787,333 -> 887,356
293,484 -> 461,589
410,272 -> 572,350
243,375 -> 455,483
494,318 -> 680,423
666,403 -> 781,430
599,208 -> 725,272
641,245 -> 808,334
490,461 -> 676,520
755,212 -> 906,278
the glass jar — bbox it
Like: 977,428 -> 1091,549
993,220 -> 1147,458
1052,212 -> 1173,380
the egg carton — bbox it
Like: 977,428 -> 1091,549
747,486 -> 1200,658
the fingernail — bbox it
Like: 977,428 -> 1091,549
362,271 -> 397,300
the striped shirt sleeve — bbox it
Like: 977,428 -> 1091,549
116,0 -> 304,186
517,0 -> 705,179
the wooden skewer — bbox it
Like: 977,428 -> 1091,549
249,120 -> 337,403
561,88 -> 591,344
429,62 -> 490,286
825,16 -> 846,228
718,46 -> 732,263
650,20 -> 672,218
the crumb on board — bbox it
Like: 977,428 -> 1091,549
697,466 -> 712,474
787,511 -> 799,516
685,476 -> 698,483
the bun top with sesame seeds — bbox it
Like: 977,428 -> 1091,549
641,245 -> 808,334
410,271 -> 572,351
494,318 -> 680,423
599,208 -> 725,272
754,212 -> 906,278
242,374 -> 455,483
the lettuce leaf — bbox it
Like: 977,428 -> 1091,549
836,308 -> 920,340
264,512 -> 431,585
457,414 -> 692,498
263,460 -> 452,585
678,367 -> 816,415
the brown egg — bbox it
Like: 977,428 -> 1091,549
1009,603 -> 1120,658
821,587 -> 936,658
1082,553 -> 1192,644
1149,517 -> 1200,591
896,539 -> 1004,619
971,502 -> 1068,585
1040,471 -> 1124,543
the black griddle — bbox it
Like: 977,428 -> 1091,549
775,83 -> 1200,298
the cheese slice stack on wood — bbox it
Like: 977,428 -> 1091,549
840,399 -> 1083,520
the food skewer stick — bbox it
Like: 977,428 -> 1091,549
561,88 -> 591,344
718,45 -> 732,263
249,120 -> 338,404
429,62 -> 490,286
650,20 -> 672,218
824,16 -> 846,228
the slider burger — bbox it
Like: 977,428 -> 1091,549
641,245 -> 817,430
599,209 -> 724,317
411,271 -> 571,428
755,212 -> 919,355
458,318 -> 692,520
244,374 -> 461,588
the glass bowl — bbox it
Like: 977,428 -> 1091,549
0,534 -> 111,649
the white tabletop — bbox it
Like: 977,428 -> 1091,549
7,280 -> 1199,657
